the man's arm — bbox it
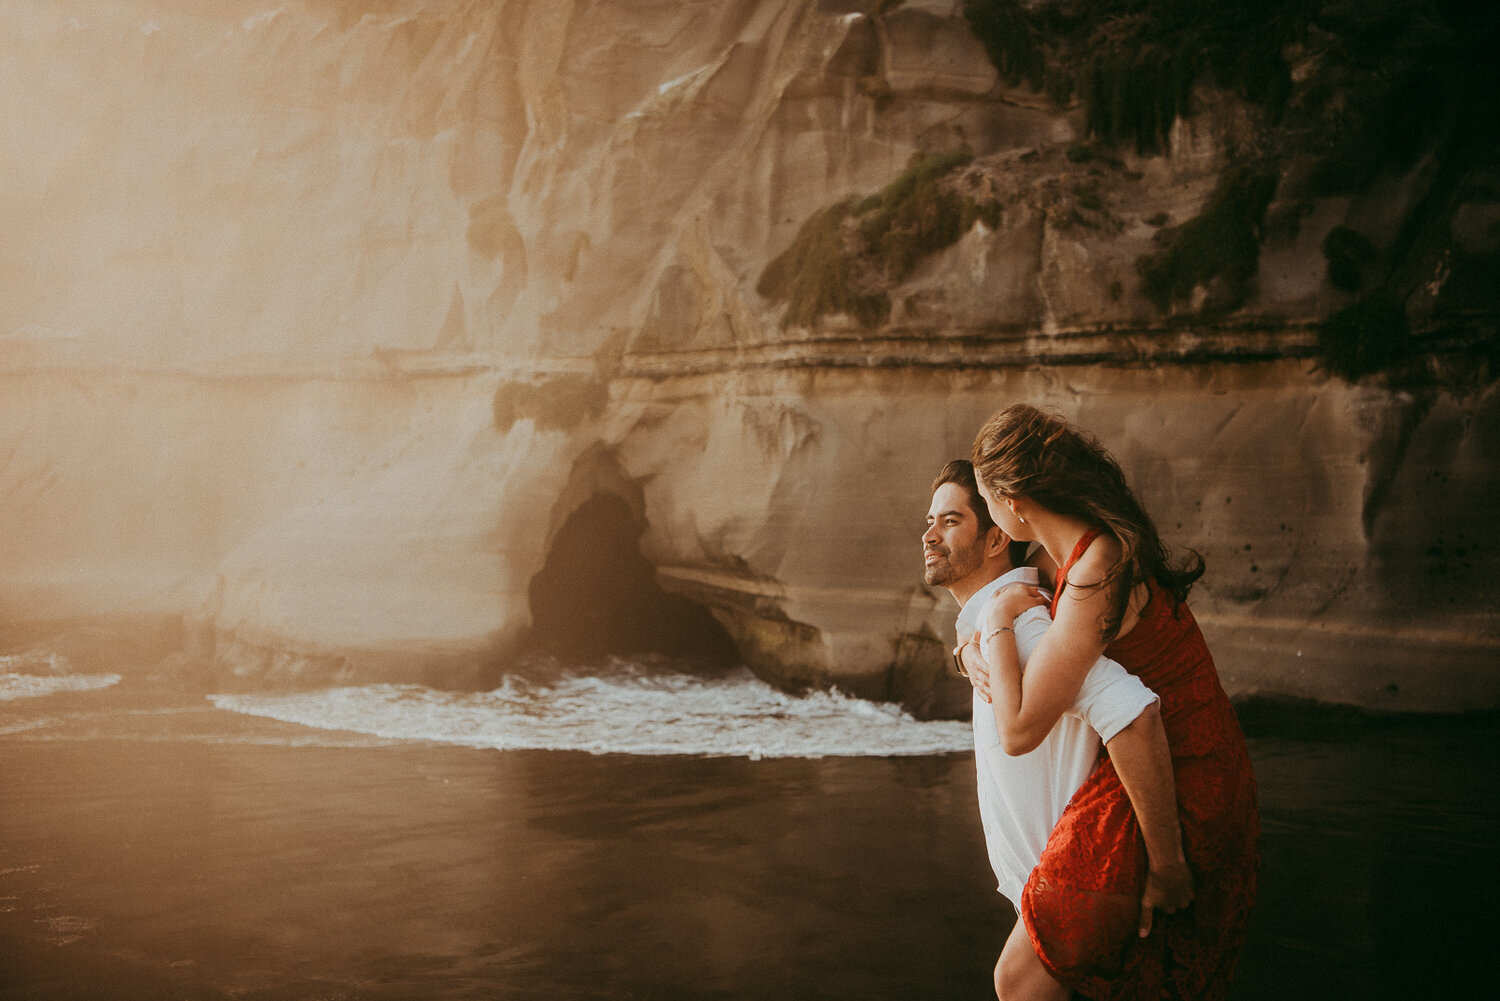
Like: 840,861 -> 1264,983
1103,705 -> 1194,937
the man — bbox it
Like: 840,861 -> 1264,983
923,460 -> 1185,944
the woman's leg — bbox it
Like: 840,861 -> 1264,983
994,920 -> 1070,1001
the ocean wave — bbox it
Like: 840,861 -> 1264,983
0,650 -> 74,673
209,669 -> 972,759
0,671 -> 121,702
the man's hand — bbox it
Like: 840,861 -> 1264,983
953,634 -> 992,703
1139,856 -> 1194,937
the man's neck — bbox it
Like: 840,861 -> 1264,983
953,564 -> 1042,635
946,562 -> 1014,608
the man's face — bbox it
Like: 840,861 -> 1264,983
923,483 -> 988,589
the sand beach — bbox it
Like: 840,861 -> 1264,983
0,678 -> 1494,1000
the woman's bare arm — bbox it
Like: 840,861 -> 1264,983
978,534 -> 1142,741
976,535 -> 1193,934
978,582 -> 1112,749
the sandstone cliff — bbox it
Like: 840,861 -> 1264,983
1,0 -> 1495,714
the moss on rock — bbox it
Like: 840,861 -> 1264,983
757,199 -> 889,330
759,152 -> 999,330
856,151 -> 980,283
1322,226 -> 1378,293
962,0 -> 1297,155
1316,295 -> 1410,381
1137,163 -> 1281,314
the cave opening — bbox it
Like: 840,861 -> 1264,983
526,493 -> 739,667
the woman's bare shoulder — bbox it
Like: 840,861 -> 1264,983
1068,531 -> 1122,587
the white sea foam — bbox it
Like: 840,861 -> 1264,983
0,672 -> 121,702
0,651 -> 73,673
209,669 -> 972,759
0,649 -> 120,704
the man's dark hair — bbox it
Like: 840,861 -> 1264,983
931,459 -> 1027,567
932,459 -> 994,532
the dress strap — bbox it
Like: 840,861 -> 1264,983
1050,528 -> 1102,618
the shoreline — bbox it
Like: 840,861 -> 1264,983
0,689 -> 1494,999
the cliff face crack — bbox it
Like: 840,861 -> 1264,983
525,493 -> 738,666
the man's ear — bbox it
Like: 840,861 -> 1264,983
983,525 -> 1010,560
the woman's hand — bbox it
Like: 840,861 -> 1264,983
977,583 -> 1047,643
1138,854 -> 1195,938
993,582 -> 1047,622
953,635 -> 992,703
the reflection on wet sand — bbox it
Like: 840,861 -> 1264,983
0,686 -> 1493,1000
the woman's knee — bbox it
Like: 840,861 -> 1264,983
994,951 -> 1039,1001
994,951 -> 1026,1000
994,928 -> 1068,1001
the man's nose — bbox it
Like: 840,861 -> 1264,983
922,524 -> 939,545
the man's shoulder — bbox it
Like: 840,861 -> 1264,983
955,566 -> 1041,634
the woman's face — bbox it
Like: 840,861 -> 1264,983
977,477 -> 1032,541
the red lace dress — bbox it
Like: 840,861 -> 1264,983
1020,531 -> 1260,1000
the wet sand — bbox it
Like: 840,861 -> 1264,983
0,691 -> 1495,1000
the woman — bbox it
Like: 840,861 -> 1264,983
966,404 -> 1259,1001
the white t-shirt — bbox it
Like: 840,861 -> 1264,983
957,566 -> 1158,907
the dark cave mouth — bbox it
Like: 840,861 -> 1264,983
524,493 -> 739,669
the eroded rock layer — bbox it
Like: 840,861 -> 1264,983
1,1 -> 1495,713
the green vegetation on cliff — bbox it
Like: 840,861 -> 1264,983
959,0 -> 1500,382
758,152 -> 998,329
855,151 -> 997,283
756,200 -> 884,330
1321,227 -> 1378,294
961,0 -> 1298,155
763,2 -> 1498,384
1316,296 -> 1411,382
1137,164 -> 1280,314
1300,2 -> 1500,381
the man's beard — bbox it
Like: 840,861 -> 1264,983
924,544 -> 982,588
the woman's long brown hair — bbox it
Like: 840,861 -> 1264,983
971,404 -> 1204,642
